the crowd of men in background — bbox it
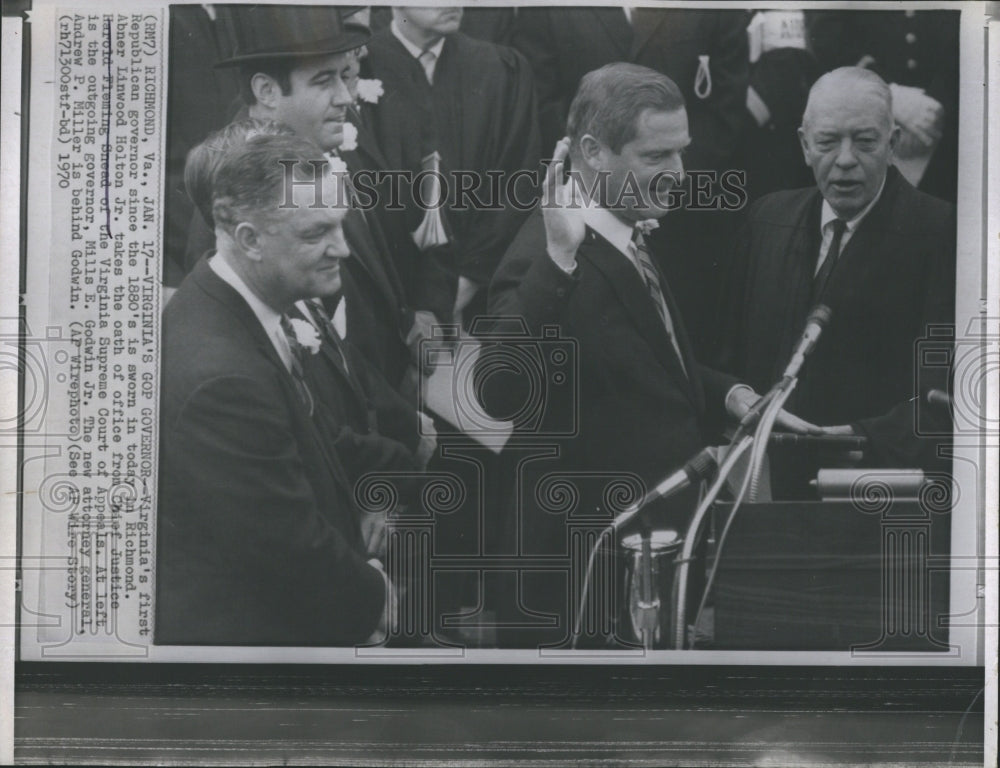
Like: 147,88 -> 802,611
156,6 -> 958,648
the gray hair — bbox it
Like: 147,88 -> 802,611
802,67 -> 893,131
211,133 -> 328,236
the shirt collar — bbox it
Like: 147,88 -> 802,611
577,195 -> 636,259
209,254 -> 287,361
820,173 -> 886,233
390,19 -> 445,61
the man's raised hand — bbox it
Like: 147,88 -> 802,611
542,137 -> 587,271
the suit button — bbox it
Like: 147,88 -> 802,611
556,287 -> 566,298
907,58 -> 918,70
905,32 -> 917,44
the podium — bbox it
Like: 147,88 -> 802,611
709,500 -> 951,652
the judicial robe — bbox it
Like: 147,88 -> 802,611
363,29 -> 542,299
720,167 -> 955,490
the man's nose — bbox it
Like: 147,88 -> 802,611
330,77 -> 352,107
325,226 -> 350,259
834,138 -> 858,167
672,155 -> 686,185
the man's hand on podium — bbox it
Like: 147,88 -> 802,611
725,384 -> 824,435
818,423 -> 863,464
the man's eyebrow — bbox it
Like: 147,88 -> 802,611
308,69 -> 338,83
300,222 -> 332,236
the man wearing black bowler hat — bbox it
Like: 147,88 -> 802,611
186,5 -> 438,400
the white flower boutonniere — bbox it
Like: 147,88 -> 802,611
325,153 -> 349,175
635,218 -> 660,236
341,121 -> 359,152
288,318 -> 322,355
356,78 -> 384,104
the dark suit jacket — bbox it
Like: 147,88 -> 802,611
721,166 -> 955,476
513,8 -> 749,171
293,301 -> 422,486
156,259 -> 385,646
485,210 -> 736,526
179,106 -> 418,395
336,204 -> 416,396
482,210 -> 736,645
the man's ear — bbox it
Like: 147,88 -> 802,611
250,73 -> 281,110
886,123 -> 901,157
797,126 -> 810,163
578,133 -> 605,171
233,221 -> 263,261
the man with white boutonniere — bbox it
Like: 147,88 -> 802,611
205,4 -> 440,403
157,135 -> 396,647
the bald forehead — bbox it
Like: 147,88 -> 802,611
803,72 -> 892,129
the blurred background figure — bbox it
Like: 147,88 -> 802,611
737,9 -> 822,202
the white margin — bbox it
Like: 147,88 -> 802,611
0,12 -> 24,766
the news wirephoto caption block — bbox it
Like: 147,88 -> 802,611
13,0 -> 995,667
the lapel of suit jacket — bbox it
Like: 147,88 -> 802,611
770,191 -> 824,391
579,230 -> 698,407
342,207 -> 405,316
591,7 -> 634,58
343,103 -> 390,172
192,260 -> 361,524
294,301 -> 371,418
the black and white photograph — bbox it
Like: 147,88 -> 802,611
2,1 -> 996,764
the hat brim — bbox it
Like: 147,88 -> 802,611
214,28 -> 370,68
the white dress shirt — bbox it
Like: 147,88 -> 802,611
816,174 -> 886,275
209,254 -> 294,373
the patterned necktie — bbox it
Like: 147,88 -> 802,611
303,299 -> 379,433
631,230 -> 687,377
305,299 -> 350,376
418,48 -> 437,84
813,217 -> 846,303
279,314 -> 315,417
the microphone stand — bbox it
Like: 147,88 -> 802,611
568,447 -> 716,650
671,381 -> 798,648
636,517 -> 658,650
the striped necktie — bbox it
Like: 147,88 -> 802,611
631,230 -> 687,377
279,315 -> 315,417
813,217 -> 846,303
304,299 -> 350,376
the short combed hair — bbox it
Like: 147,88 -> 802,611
238,59 -> 295,105
238,48 -> 364,105
567,63 -> 685,154
185,119 -> 295,228
211,133 -> 327,236
802,66 -> 894,131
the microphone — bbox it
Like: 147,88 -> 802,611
782,304 -> 832,380
734,306 -> 833,438
926,389 -> 952,409
613,447 -> 717,530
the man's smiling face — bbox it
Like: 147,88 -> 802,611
271,52 -> 360,152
